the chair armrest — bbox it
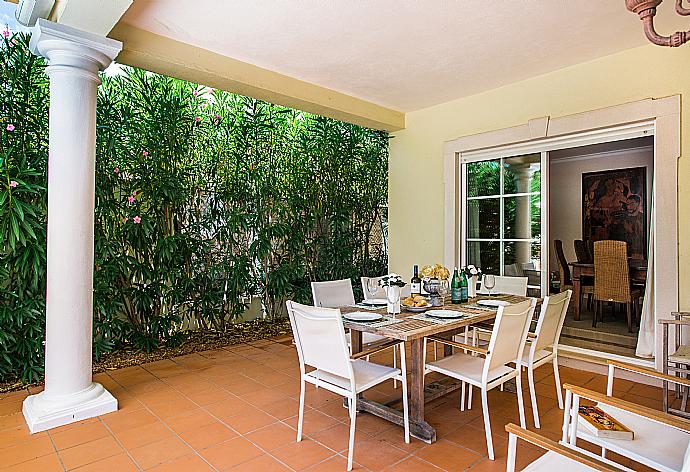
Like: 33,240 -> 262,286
427,336 -> 488,355
504,424 -> 625,472
351,340 -> 401,360
607,359 -> 690,388
672,312 -> 690,319
659,319 -> 690,325
564,383 -> 690,432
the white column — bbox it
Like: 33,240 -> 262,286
23,19 -> 122,434
514,165 -> 535,266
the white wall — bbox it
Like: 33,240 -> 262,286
548,145 -> 654,269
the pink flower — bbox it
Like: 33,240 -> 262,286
193,89 -> 199,97
142,151 -> 148,157
6,124 -> 14,132
214,114 -> 221,121
9,180 -> 18,188
194,116 -> 201,123
2,30 -> 9,38
127,196 -> 134,204
114,167 -> 120,174
132,191 -> 137,196
133,216 -> 141,224
123,217 -> 129,223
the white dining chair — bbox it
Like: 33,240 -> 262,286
563,376 -> 690,472
505,423 -> 630,472
521,289 -> 572,428
312,279 -> 399,386
312,278 -> 356,308
286,301 -> 410,471
477,275 -> 529,296
465,274 -> 530,350
424,298 -> 536,460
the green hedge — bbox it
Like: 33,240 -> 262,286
0,33 -> 388,383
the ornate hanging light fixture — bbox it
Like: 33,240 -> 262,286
626,0 -> 690,46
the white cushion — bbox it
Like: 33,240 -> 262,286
577,403 -> 690,472
307,359 -> 398,393
426,351 -> 514,386
522,451 -> 599,472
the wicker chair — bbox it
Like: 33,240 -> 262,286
593,240 -> 642,332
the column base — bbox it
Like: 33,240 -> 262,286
23,382 -> 117,433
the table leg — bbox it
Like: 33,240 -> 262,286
572,269 -> 581,321
350,330 -> 362,355
409,338 -> 436,442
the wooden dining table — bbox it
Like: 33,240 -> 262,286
339,294 -> 531,444
569,260 -> 647,320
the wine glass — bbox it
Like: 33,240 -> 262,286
483,274 -> 496,297
437,279 -> 449,304
366,278 -> 380,301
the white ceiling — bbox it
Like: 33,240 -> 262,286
120,0 -> 688,112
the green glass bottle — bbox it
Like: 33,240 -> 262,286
460,270 -> 468,303
451,267 -> 461,304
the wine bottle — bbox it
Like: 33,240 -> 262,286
460,269 -> 468,303
411,265 -> 421,296
451,267 -> 461,304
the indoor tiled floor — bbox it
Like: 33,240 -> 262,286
0,337 -> 666,471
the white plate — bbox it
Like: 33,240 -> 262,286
426,309 -> 464,319
477,299 -> 510,307
361,298 -> 387,306
343,312 -> 383,322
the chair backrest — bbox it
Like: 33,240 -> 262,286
504,264 -> 521,277
311,279 -> 355,308
554,239 -> 572,287
286,301 -> 353,380
531,290 -> 572,354
574,239 -> 591,263
593,240 -> 631,303
360,276 -> 411,299
585,239 -> 595,264
478,275 -> 528,296
485,299 -> 535,375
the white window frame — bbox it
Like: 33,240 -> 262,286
461,155 -> 544,293
442,97 -> 679,368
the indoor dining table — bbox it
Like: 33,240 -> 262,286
339,294 -> 531,443
570,259 -> 647,320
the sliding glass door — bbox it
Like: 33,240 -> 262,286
462,153 -> 545,295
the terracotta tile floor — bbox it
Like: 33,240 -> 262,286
0,337 -> 667,471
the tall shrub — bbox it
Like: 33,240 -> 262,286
0,33 -> 388,383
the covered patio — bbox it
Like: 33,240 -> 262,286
1,1 -> 690,471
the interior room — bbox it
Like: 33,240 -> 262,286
549,136 -> 654,357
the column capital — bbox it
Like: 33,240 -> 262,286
29,18 -> 122,73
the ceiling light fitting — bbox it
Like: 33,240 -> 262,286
626,0 -> 690,46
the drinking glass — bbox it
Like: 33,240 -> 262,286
483,275 -> 496,297
366,278 -> 380,300
438,279 -> 449,304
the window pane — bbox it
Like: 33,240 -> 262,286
467,160 -> 500,197
467,241 -> 500,275
503,153 -> 541,195
503,194 -> 541,239
504,241 -> 542,295
467,198 -> 500,239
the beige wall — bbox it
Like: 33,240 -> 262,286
389,44 -> 689,309
549,146 -> 654,268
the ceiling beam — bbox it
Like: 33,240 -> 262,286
108,22 -> 405,132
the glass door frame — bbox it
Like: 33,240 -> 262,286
460,151 -> 549,295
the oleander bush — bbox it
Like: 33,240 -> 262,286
0,32 -> 388,383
